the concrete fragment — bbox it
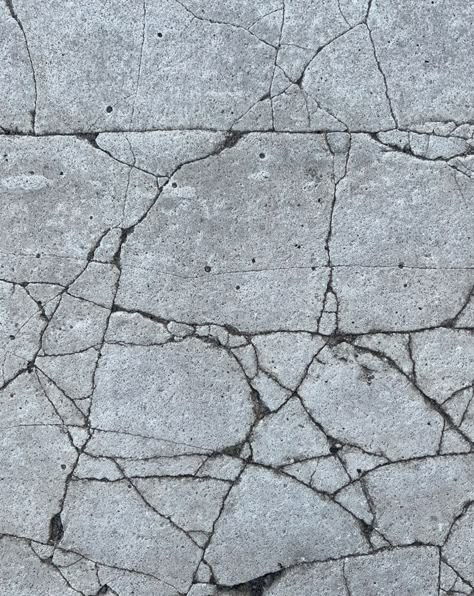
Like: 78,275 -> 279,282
252,332 -> 325,389
61,480 -> 201,592
300,343 -> 443,459
412,329 -> 474,404
303,26 -> 395,131
0,537 -> 78,595
368,0 -> 474,127
135,477 -> 229,533
345,546 -> 440,596
91,340 -> 254,451
365,455 -> 474,545
443,504 -> 474,585
205,465 -> 367,585
251,397 -> 329,466
0,426 -> 76,542
250,370 -> 292,411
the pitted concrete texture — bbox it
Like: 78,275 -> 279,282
0,0 -> 473,594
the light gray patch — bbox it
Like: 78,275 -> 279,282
0,426 -> 76,542
443,503 -> 474,585
412,329 -> 474,404
105,311 -> 171,346
0,5 -> 36,133
61,480 -> 201,592
365,455 -> 474,545
345,546 -> 440,596
97,131 -> 227,178
0,537 -> 78,596
205,465 -> 368,585
334,266 -> 474,333
353,333 -> 413,377
0,136 -> 144,283
368,0 -> 474,127
134,477 -> 229,533
117,133 -> 333,330
303,26 -> 395,131
251,397 -> 329,466
0,281 -> 44,385
68,261 -> 119,309
332,135 -> 473,269
97,566 -> 180,596
117,266 -> 330,332
90,339 -> 254,451
264,559 -> 345,595
42,294 -> 108,354
36,348 -> 99,400
299,343 -> 443,459
251,332 -> 325,389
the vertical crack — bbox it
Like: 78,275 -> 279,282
269,0 -> 286,130
4,0 -> 37,131
364,21 -> 397,128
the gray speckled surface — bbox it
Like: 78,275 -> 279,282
1,1 -> 473,594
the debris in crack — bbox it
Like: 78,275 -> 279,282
48,513 -> 64,545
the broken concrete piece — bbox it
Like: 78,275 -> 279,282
1,0 -> 472,591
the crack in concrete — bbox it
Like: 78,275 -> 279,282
1,3 -> 473,591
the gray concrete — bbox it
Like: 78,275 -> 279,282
0,0 -> 473,594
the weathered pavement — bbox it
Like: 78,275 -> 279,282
0,1 -> 473,594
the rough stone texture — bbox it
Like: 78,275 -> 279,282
265,547 -> 440,596
0,0 -> 473,593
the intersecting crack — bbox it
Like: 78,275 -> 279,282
1,2 -> 473,594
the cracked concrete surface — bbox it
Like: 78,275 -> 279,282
0,0 -> 473,594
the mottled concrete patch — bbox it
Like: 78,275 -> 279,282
1,0 -> 473,594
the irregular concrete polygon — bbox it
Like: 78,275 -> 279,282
0,426 -> 76,542
365,455 -> 474,545
91,340 -> 254,451
205,465 -> 367,585
368,0 -> 474,127
300,343 -> 443,459
61,480 -> 201,592
0,538 -> 78,596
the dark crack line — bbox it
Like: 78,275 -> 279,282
364,23 -> 397,127
172,0 -> 278,51
4,0 -> 37,132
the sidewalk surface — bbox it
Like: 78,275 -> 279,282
0,1 -> 473,594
